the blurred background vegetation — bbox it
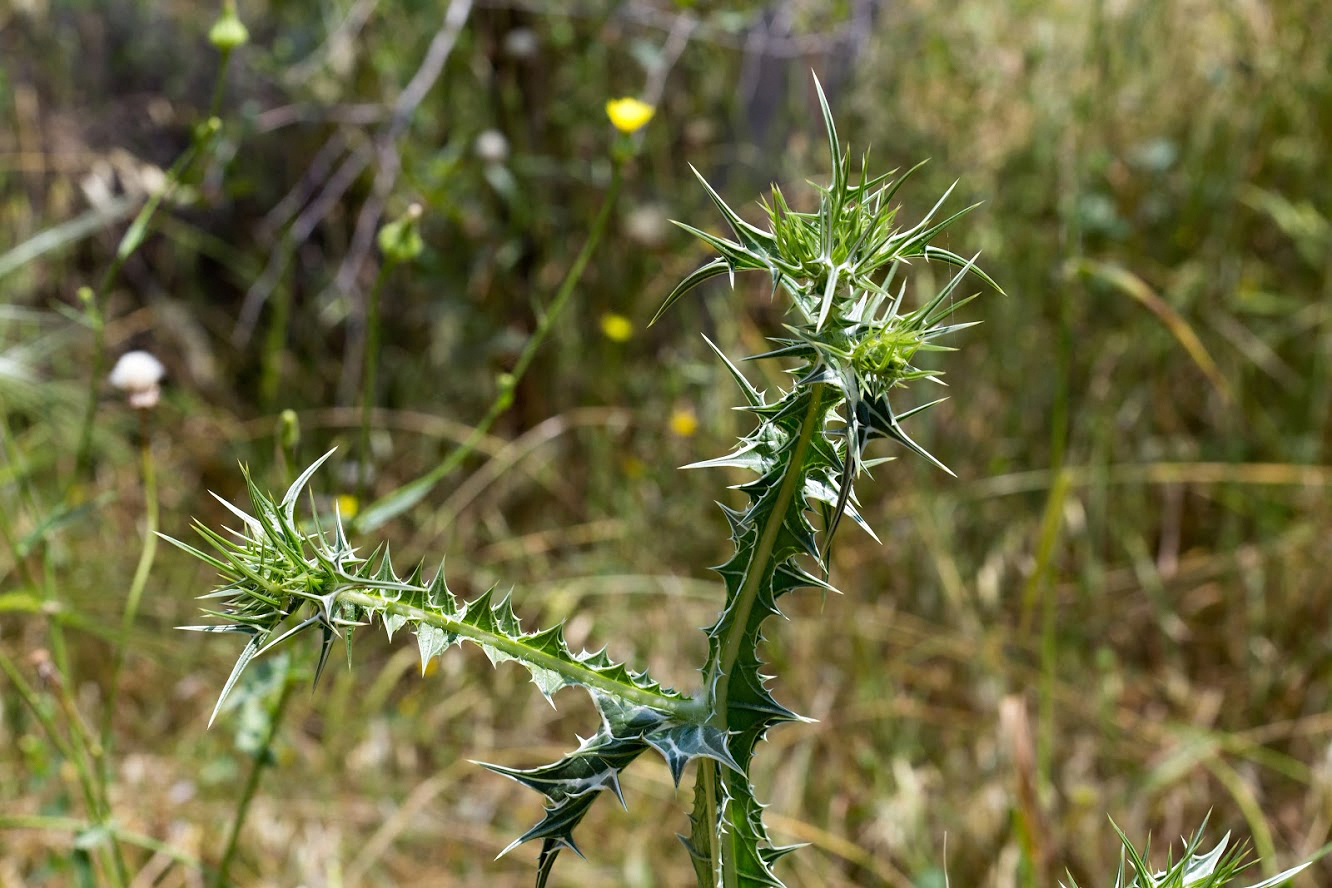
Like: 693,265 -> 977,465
2,0 -> 1330,885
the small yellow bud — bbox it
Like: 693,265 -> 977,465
599,312 -> 633,342
605,98 -> 655,134
209,2 -> 250,52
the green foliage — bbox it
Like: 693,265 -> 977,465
167,450 -> 735,884
659,79 -> 1003,886
1062,820 -> 1308,888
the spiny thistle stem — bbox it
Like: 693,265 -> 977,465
707,385 -> 827,888
709,383 -> 826,728
337,588 -> 700,717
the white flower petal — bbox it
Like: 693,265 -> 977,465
109,350 -> 165,392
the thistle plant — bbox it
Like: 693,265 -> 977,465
173,82 -> 1006,885
1062,820 -> 1309,888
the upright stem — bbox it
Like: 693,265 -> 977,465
71,289 -> 105,484
700,383 -> 826,887
208,50 -> 234,120
258,271 -> 292,411
358,260 -> 395,501
709,384 -> 825,724
70,31 -> 233,479
101,417 -> 159,756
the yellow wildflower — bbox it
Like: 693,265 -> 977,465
599,312 -> 633,342
669,408 -> 698,438
605,98 -> 655,134
335,494 -> 360,520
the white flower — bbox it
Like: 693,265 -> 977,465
109,350 -> 165,409
624,204 -> 670,248
474,129 -> 509,165
502,28 -> 538,59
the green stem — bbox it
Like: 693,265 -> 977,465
701,383 -> 826,888
70,35 -> 233,481
16,539 -> 128,883
355,161 -> 625,532
700,758 -> 721,883
709,384 -> 824,726
211,659 -> 295,888
358,260 -> 395,501
257,269 -> 296,411
0,652 -> 92,807
70,289 -> 105,485
209,50 -> 234,120
100,417 -> 159,761
338,586 -> 697,718
41,548 -> 73,697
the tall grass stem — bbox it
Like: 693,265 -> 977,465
100,416 -> 159,764
358,260 -> 395,501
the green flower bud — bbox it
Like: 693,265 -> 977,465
279,409 -> 300,452
851,326 -> 923,388
209,2 -> 250,52
377,203 -> 425,263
